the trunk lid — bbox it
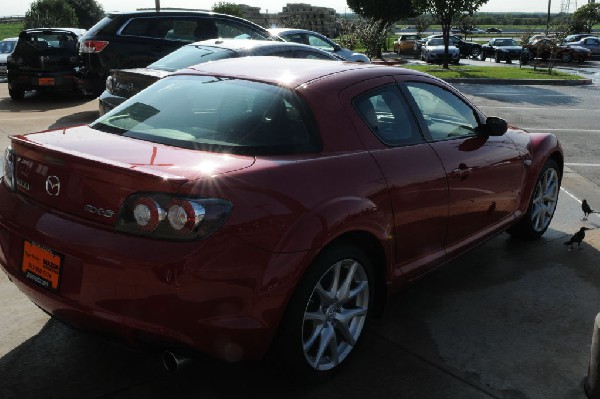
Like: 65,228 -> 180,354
10,125 -> 254,226
108,68 -> 168,99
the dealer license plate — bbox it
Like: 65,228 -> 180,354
38,77 -> 55,86
22,240 -> 63,292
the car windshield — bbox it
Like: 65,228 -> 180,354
494,39 -> 518,46
427,39 -> 444,46
0,40 -> 15,53
147,45 -> 237,72
91,75 -> 320,155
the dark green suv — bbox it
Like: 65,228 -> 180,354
77,10 -> 274,96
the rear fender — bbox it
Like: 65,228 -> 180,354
517,132 -> 563,214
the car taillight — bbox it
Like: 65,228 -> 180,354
80,40 -> 109,53
116,193 -> 232,240
2,146 -> 16,192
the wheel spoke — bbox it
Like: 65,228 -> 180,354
337,260 -> 358,302
303,322 -> 324,352
312,324 -> 335,368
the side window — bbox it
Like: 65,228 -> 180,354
214,20 -> 269,40
293,50 -> 332,59
405,82 -> 479,141
353,85 -> 423,146
306,34 -> 334,51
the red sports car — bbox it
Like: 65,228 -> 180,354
0,57 -> 563,378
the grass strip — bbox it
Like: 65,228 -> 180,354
401,64 -> 583,80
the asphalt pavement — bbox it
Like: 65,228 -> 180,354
1,77 -> 600,398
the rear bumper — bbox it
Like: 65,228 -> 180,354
8,70 -> 78,91
0,184 -> 302,362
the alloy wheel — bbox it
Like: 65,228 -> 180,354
301,258 -> 369,371
530,166 -> 560,233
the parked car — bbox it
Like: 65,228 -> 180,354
0,37 -> 17,78
98,39 -> 341,114
0,57 -> 563,378
7,28 -> 85,100
77,10 -> 274,96
394,34 -> 420,55
468,28 -> 485,34
521,37 -> 591,63
267,28 -> 370,62
566,36 -> 600,56
421,37 -> 460,64
414,34 -> 481,58
564,33 -> 595,43
486,27 -> 503,33
480,38 -> 523,63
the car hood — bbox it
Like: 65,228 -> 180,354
426,45 -> 459,52
10,126 -> 255,226
497,46 -> 522,51
108,68 -> 170,98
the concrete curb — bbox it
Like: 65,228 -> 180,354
444,77 -> 594,85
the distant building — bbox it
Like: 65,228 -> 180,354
239,3 -> 337,38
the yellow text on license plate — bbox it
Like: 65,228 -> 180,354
38,78 -> 55,86
22,241 -> 62,291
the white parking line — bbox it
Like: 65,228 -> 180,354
566,163 -> 600,167
561,187 -> 583,204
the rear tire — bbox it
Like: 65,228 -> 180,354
495,52 -> 501,63
9,87 -> 25,101
507,158 -> 561,240
561,52 -> 573,63
272,244 -> 373,380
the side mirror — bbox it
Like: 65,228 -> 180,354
332,43 -> 342,51
483,116 -> 508,136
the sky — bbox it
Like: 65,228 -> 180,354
1,0 -> 572,17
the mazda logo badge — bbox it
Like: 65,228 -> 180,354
45,176 -> 60,196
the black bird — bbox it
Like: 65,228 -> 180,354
582,199 -> 596,221
564,227 -> 591,250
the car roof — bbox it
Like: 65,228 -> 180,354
191,38 -> 298,51
21,28 -> 86,36
175,56 -> 429,89
268,28 -> 326,37
191,38 -> 337,57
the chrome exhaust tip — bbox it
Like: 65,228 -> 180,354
161,351 -> 192,372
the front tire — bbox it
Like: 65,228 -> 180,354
272,244 -> 373,379
561,52 -> 573,63
507,158 -> 561,240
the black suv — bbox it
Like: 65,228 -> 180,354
77,10 -> 274,95
8,28 -> 86,100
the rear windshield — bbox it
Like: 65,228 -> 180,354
91,75 -> 321,156
15,31 -> 78,53
147,45 -> 236,72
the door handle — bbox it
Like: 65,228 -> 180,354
451,166 -> 472,179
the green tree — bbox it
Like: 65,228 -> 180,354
212,2 -> 243,17
412,0 -> 489,68
24,0 -> 78,29
414,14 -> 433,36
65,0 -> 104,29
347,0 -> 418,58
572,3 -> 600,33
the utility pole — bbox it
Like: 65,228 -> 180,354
546,0 -> 551,35
155,0 -> 160,12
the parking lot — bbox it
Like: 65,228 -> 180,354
1,76 -> 600,398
